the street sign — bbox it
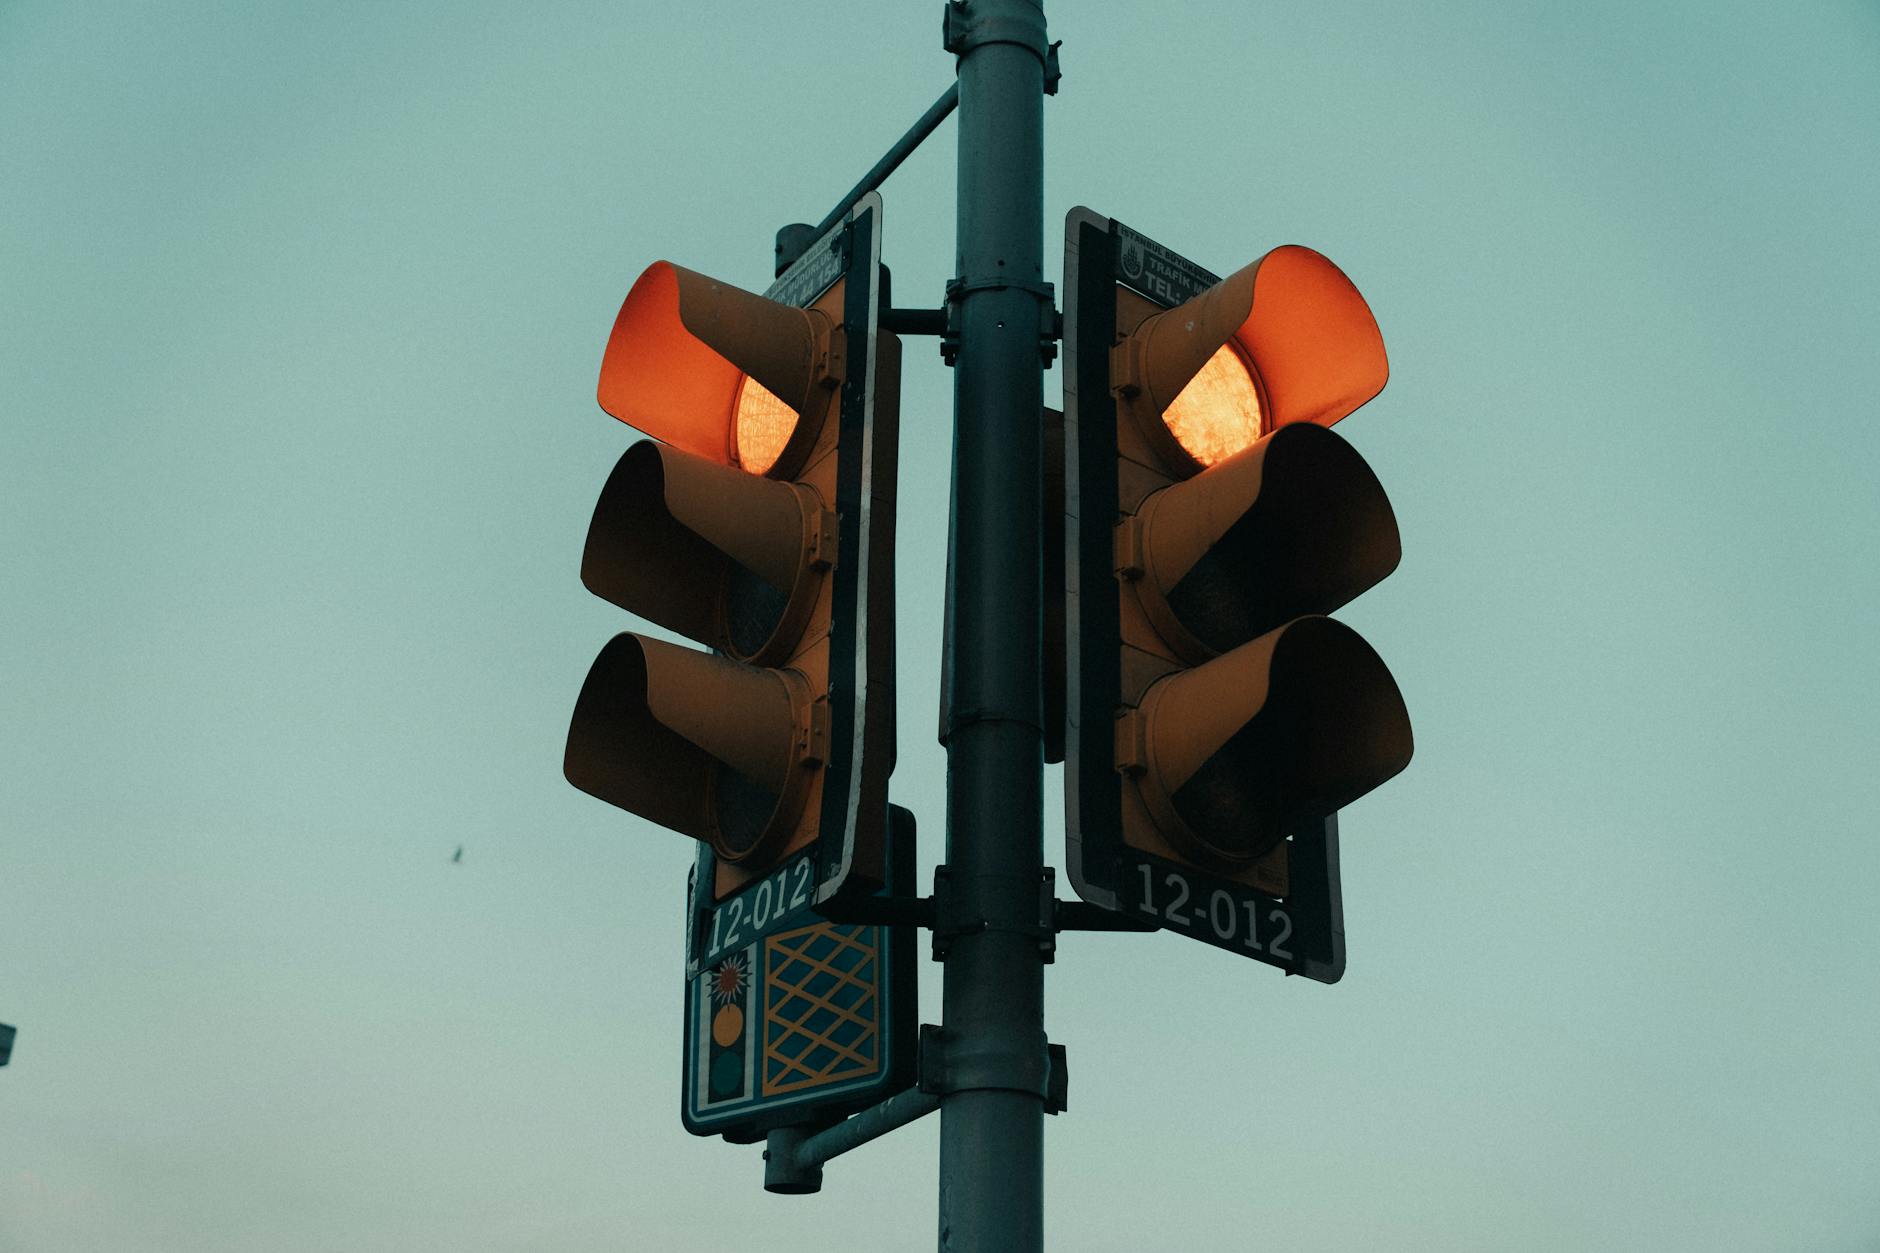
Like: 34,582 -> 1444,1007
681,806 -> 917,1140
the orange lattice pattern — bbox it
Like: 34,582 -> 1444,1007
761,923 -> 880,1096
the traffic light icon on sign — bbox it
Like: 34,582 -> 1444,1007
565,198 -> 899,904
1063,209 -> 1411,977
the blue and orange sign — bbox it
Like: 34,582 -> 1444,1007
681,809 -> 916,1138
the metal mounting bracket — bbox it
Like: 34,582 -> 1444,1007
814,892 -> 936,928
940,276 -> 1058,366
930,865 -> 1058,961
943,0 -> 1049,61
919,1024 -> 1067,1114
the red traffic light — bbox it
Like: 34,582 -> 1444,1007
598,260 -> 842,475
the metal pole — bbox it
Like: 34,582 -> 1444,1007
763,1087 -> 944,1194
938,1 -> 1049,1251
778,83 -> 963,276
814,83 -> 960,240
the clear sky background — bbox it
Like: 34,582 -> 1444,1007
3,2 -> 1877,1250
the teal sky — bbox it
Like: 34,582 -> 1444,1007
4,2 -> 1877,1250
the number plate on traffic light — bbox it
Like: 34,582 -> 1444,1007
1115,815 -> 1344,982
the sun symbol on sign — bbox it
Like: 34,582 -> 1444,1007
709,955 -> 749,1050
710,955 -> 748,1005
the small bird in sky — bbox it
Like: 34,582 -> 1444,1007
451,846 -> 463,865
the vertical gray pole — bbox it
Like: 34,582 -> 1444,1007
938,1 -> 1049,1251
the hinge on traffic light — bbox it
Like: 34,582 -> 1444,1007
797,698 -> 831,768
815,333 -> 847,390
1112,516 -> 1145,580
806,506 -> 839,572
1113,710 -> 1148,776
1109,336 -> 1145,399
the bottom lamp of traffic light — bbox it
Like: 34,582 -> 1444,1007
1117,615 -> 1412,877
565,633 -> 826,864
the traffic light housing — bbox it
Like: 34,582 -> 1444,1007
566,195 -> 899,904
1062,208 -> 1411,979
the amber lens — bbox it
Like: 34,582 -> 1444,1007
733,374 -> 798,475
1161,345 -> 1263,467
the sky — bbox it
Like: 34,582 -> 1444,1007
3,1 -> 1878,1250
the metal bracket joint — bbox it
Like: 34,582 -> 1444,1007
929,866 -> 1058,961
919,1024 -> 1068,1114
943,1 -> 1050,62
940,277 -> 1058,366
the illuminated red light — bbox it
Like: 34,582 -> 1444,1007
1161,344 -> 1264,467
733,374 -> 799,475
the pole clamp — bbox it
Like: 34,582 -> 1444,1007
929,866 -> 1059,961
939,277 -> 1059,367
1040,303 -> 1062,366
814,892 -> 935,928
942,1 -> 1050,62
919,1024 -> 1068,1114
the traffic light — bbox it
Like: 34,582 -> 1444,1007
566,197 -> 899,904
1061,208 -> 1411,979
